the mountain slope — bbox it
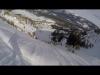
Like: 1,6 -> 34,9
0,10 -> 100,65
0,18 -> 100,65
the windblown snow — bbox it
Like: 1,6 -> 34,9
0,10 -> 100,65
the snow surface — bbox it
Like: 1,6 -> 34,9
11,10 -> 56,23
1,18 -> 100,65
60,10 -> 100,60
66,10 -> 100,28
0,10 -> 100,65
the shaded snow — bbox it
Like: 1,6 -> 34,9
66,10 -> 100,28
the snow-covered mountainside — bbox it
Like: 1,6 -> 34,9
66,10 -> 100,28
0,9 -> 100,65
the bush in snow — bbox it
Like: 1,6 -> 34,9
51,25 -> 94,50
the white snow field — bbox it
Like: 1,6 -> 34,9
0,10 -> 100,65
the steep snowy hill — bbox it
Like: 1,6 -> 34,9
0,18 -> 97,65
66,10 -> 100,28
1,19 -> 100,65
0,9 -> 100,65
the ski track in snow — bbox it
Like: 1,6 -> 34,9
52,45 -> 89,65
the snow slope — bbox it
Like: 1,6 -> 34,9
40,9 -> 100,60
0,18 -> 100,65
59,10 -> 100,59
66,10 -> 100,28
0,10 -> 100,65
11,10 -> 56,23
